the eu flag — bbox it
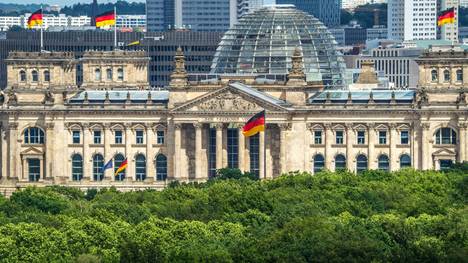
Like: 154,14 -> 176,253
102,159 -> 113,172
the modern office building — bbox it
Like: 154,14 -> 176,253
116,15 -> 147,30
388,0 -> 437,41
351,46 -> 423,88
367,26 -> 388,41
238,0 -> 265,17
146,0 -> 238,32
0,30 -> 223,88
1,6 -> 466,196
342,0 -> 387,10
275,0 -> 342,27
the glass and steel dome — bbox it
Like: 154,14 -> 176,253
210,5 -> 346,88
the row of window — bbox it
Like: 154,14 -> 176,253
19,70 -> 50,82
313,130 -> 410,145
70,153 -> 168,182
312,153 -> 412,174
431,69 -> 463,83
22,127 -> 459,146
71,130 -> 165,145
95,68 -> 124,81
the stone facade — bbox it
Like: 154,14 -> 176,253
0,46 -> 466,195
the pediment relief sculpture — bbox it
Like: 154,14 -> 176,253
195,91 -> 262,112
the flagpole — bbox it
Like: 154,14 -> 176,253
114,6 -> 117,50
40,5 -> 43,52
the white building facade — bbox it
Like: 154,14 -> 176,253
388,0 -> 437,41
440,0 -> 459,42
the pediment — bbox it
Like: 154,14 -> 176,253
172,83 -> 290,113
20,146 -> 43,156
432,148 -> 456,156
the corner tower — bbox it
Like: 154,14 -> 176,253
80,50 -> 150,90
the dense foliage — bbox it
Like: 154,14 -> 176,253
0,168 -> 466,262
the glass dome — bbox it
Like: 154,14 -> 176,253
210,5 -> 346,88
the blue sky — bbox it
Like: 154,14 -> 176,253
3,0 -> 276,6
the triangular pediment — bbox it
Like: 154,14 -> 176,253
432,148 -> 456,157
20,146 -> 43,156
172,83 -> 290,113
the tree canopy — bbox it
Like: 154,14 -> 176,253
0,167 -> 466,262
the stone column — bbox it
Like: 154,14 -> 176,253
259,130 -> 265,179
345,124 -> 354,171
8,123 -> 18,179
0,123 -> 6,180
458,122 -> 467,163
45,123 -> 54,180
82,123 -> 90,181
104,124 -> 111,181
146,125 -> 154,182
237,124 -> 245,172
324,124 -> 333,170
389,124 -> 398,171
368,123 -> 376,169
278,123 -> 290,174
421,123 -> 431,170
125,123 -> 133,181
215,123 -> 223,170
194,123 -> 203,180
173,123 -> 182,179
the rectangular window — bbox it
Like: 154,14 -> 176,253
250,134 -> 260,178
357,131 -> 366,144
400,131 -> 409,144
72,131 -> 80,144
335,131 -> 344,144
314,131 -> 322,144
136,130 -> 144,144
115,130 -> 123,144
93,130 -> 101,144
227,128 -> 238,169
379,131 -> 387,144
208,128 -> 216,178
156,131 -> 165,144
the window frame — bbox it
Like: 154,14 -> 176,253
135,130 -> 144,144
314,130 -> 323,145
357,130 -> 366,145
114,130 -> 123,144
378,131 -> 387,145
335,130 -> 344,144
400,130 -> 409,145
93,130 -> 102,144
72,130 -> 81,144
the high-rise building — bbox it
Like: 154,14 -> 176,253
342,0 -> 387,10
275,0 -> 341,27
388,0 -> 437,41
460,0 -> 468,7
146,0 -> 238,32
439,0 -> 459,42
238,0 -> 265,17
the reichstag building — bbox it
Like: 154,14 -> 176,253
0,6 -> 466,194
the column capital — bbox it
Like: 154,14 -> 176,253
459,122 -> 468,129
367,122 -> 376,130
124,122 -> 133,129
278,122 -> 292,131
8,123 -> 18,130
103,123 -> 112,129
214,123 -> 224,129
345,123 -> 354,130
389,123 -> 398,130
324,123 -> 332,130
420,123 -> 430,130
46,122 -> 55,130
193,122 -> 204,129
174,123 -> 183,129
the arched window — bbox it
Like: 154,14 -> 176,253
335,154 -> 346,170
443,69 -> 450,82
117,68 -> 124,81
400,154 -> 411,169
19,70 -> 26,82
135,154 -> 146,181
378,155 -> 390,171
71,154 -> 83,181
435,128 -> 457,145
95,68 -> 101,81
356,154 -> 368,173
44,70 -> 50,82
156,154 -> 167,181
313,154 -> 325,174
93,154 -> 104,181
24,127 -> 45,144
31,70 -> 38,82
114,154 -> 126,181
456,69 -> 463,82
106,68 -> 113,80
431,69 -> 438,82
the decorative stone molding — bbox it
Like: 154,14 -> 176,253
278,123 -> 292,131
214,123 -> 224,129
193,123 -> 204,129
45,123 -> 55,130
198,91 -> 260,111
174,123 -> 183,129
420,123 -> 431,130
169,47 -> 188,88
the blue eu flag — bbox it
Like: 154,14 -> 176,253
102,159 -> 113,172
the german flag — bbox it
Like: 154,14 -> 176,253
27,9 -> 43,29
438,8 -> 455,27
95,10 -> 116,28
114,159 -> 128,176
243,110 -> 265,137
